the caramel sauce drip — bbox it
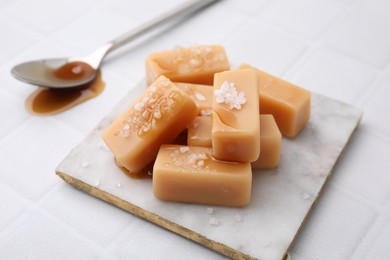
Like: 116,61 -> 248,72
25,69 -> 105,115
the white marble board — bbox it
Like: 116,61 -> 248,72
56,80 -> 362,260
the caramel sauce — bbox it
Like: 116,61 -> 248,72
52,61 -> 95,81
25,68 -> 105,116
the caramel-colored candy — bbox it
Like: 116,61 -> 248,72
145,45 -> 230,86
252,115 -> 282,169
175,82 -> 213,116
187,116 -> 212,147
153,145 -> 252,207
238,64 -> 311,137
102,76 -> 198,173
187,115 -> 282,168
212,69 -> 260,162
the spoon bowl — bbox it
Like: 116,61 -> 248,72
11,58 -> 98,89
10,0 -> 219,89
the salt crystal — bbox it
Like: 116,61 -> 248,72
207,207 -> 214,214
214,81 -> 246,110
197,160 -> 205,167
134,102 -> 144,111
200,109 -> 211,116
150,86 -> 157,92
116,183 -> 122,188
121,128 -> 130,137
179,146 -> 190,153
81,160 -> 89,168
160,80 -> 169,86
235,214 -> 243,222
194,92 -> 206,101
189,59 -> 201,67
71,65 -> 82,74
94,180 -> 100,187
303,193 -> 311,200
209,217 -> 220,226
153,111 -> 161,119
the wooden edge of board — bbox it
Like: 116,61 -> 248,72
55,171 -> 256,260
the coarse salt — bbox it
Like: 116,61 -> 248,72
215,81 -> 246,110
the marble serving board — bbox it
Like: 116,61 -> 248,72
56,80 -> 362,260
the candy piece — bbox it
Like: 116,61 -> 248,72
153,145 -> 252,207
251,115 -> 282,169
145,45 -> 230,86
175,82 -> 213,116
238,64 -> 311,137
187,115 -> 282,168
102,76 -> 198,173
212,69 -> 260,162
187,116 -> 212,147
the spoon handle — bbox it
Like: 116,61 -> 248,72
83,0 -> 219,68
109,0 -> 219,52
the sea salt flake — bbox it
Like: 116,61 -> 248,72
81,160 -> 89,168
116,183 -> 122,188
215,81 -> 246,110
207,207 -> 214,214
134,102 -> 145,111
235,214 -> 243,222
194,92 -> 206,101
209,217 -> 220,226
303,193 -> 311,200
179,146 -> 190,153
200,109 -> 211,116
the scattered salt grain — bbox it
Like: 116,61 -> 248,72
116,183 -> 122,188
209,216 -> 220,226
81,160 -> 89,168
94,180 -> 100,187
207,207 -> 214,214
303,193 -> 311,200
179,146 -> 190,153
194,92 -> 206,101
235,214 -> 243,222
200,109 -> 211,116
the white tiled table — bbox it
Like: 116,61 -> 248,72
1,0 -> 390,259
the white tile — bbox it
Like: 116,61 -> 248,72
330,127 -> 390,205
363,219 -> 390,259
291,186 -> 376,259
0,118 -> 82,201
361,77 -> 390,136
226,19 -> 308,75
359,0 -> 390,17
2,0 -> 102,35
50,7 -> 138,55
0,88 -> 31,138
262,0 -> 345,40
107,0 -> 184,24
0,17 -> 39,64
42,184 -> 134,247
165,4 -> 248,45
324,9 -> 390,69
292,49 -> 376,104
0,183 -> 27,231
108,217 -> 224,259
224,0 -> 271,14
0,209 -> 100,259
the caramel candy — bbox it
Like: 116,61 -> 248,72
252,115 -> 282,169
187,116 -> 212,147
238,64 -> 311,137
102,76 -> 198,173
145,45 -> 230,86
188,115 -> 282,168
175,82 -> 213,116
212,69 -> 260,162
153,145 -> 252,207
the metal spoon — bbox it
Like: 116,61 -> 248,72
11,0 -> 219,89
